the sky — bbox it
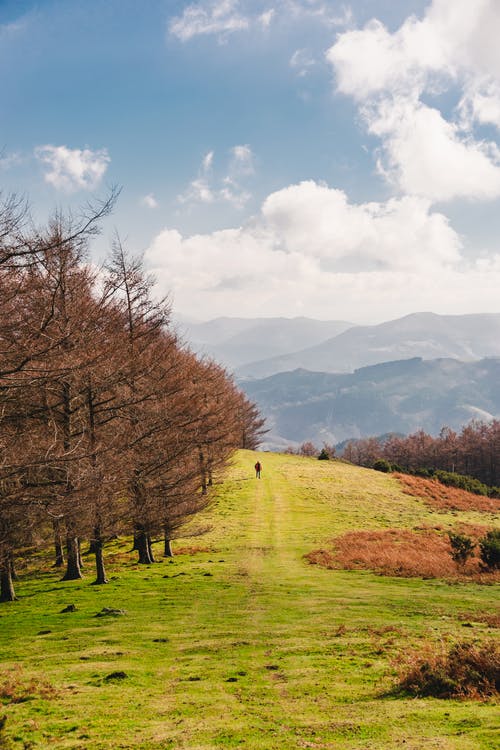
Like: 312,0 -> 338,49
2,0 -> 500,324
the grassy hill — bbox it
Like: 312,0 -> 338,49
0,451 -> 498,749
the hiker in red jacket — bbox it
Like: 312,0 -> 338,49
254,461 -> 262,478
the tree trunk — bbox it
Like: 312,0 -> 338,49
135,528 -> 154,564
61,536 -> 83,580
53,518 -> 65,567
199,447 -> 207,496
9,554 -> 18,582
92,528 -> 108,585
164,534 -> 173,557
147,534 -> 155,563
0,563 -> 17,602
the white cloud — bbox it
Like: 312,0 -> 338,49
35,145 -> 110,192
230,144 -> 254,175
169,0 -> 249,41
169,0 -> 352,43
289,48 -> 316,77
258,9 -> 275,29
143,179 -> 500,322
366,96 -> 500,201
178,146 -> 254,208
141,193 -> 159,209
327,0 -> 500,202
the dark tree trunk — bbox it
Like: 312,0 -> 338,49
9,555 -> 18,582
164,534 -> 173,557
77,538 -> 84,570
92,528 -> 108,585
62,536 -> 83,580
147,534 -> 155,563
0,563 -> 17,602
53,518 -> 65,567
135,528 -> 154,564
199,448 -> 207,496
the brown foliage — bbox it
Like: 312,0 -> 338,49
395,473 -> 499,512
305,527 -> 500,581
395,640 -> 500,699
0,666 -> 58,704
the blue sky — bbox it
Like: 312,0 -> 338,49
2,0 -> 500,323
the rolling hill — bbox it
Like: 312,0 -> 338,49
240,356 -> 500,448
1,451 -> 498,749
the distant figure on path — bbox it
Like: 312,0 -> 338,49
254,461 -> 262,478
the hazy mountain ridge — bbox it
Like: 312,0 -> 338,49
176,316 -> 354,369
240,357 -> 500,449
237,312 -> 500,377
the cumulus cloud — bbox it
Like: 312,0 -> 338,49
327,0 -> 500,202
35,145 -> 110,191
143,179 -> 500,322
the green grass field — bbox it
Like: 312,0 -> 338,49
0,450 -> 498,749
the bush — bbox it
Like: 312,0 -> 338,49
448,532 -> 475,567
373,459 -> 391,473
397,640 -> 500,698
479,529 -> 500,570
317,448 -> 330,461
414,467 -> 432,478
434,470 -> 490,496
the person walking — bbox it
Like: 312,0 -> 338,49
254,461 -> 262,478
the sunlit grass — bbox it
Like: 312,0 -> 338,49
0,450 -> 498,749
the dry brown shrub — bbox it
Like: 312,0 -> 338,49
395,473 -> 499,513
305,528 -> 500,581
457,611 -> 500,628
0,666 -> 58,704
395,640 -> 500,699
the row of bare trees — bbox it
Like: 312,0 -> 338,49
0,192 -> 265,601
341,422 -> 500,487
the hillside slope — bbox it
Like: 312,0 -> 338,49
0,451 -> 498,749
241,356 -> 500,447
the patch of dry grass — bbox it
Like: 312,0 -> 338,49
0,666 -> 58,705
305,527 -> 500,581
395,640 -> 500,699
395,473 -> 500,513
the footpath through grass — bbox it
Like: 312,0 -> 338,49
0,450 -> 498,749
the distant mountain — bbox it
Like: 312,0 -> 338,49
240,357 -> 500,449
237,312 -> 500,377
178,316 -> 353,370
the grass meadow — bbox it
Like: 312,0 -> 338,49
0,450 -> 498,749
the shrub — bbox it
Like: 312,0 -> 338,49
448,532 -> 475,567
373,459 -> 391,473
414,467 -> 432,478
396,640 -> 500,698
317,448 -> 330,461
434,470 -> 490,496
479,529 -> 500,570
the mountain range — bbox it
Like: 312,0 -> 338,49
178,312 -> 500,377
178,312 -> 500,449
242,357 -> 500,449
